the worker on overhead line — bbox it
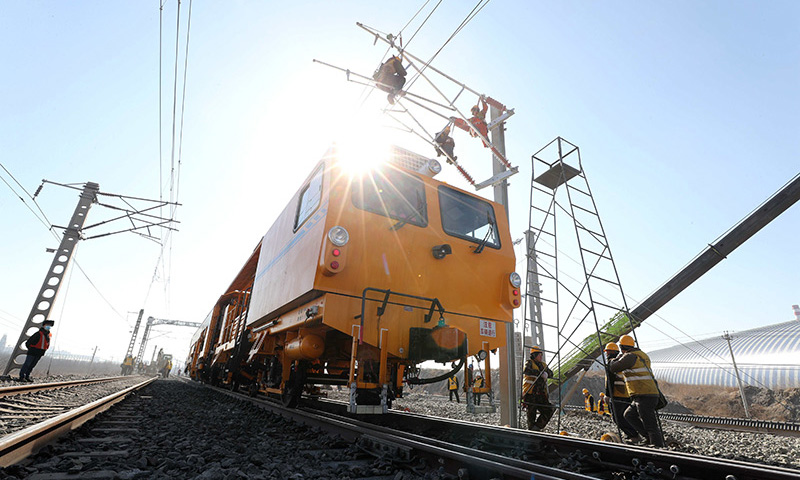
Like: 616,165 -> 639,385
18,319 -> 54,382
604,342 -> 643,443
468,96 -> 488,145
608,335 -> 665,447
582,388 -> 595,412
434,125 -> 456,162
373,55 -> 407,105
521,346 -> 555,431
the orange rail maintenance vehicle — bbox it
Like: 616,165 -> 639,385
187,145 -> 521,413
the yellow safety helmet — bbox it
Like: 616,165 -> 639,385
530,346 -> 542,355
619,335 -> 635,347
604,342 -> 619,352
582,388 -> 589,394
599,392 -> 605,397
559,431 -> 569,436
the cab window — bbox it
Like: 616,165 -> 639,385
351,167 -> 427,227
294,165 -> 323,231
438,186 -> 500,249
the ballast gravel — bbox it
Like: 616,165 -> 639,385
0,380 -> 425,480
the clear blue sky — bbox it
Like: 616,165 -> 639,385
1,1 -> 798,368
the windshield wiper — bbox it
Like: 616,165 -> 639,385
473,213 -> 495,254
390,191 -> 426,231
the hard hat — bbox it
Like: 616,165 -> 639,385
559,431 -> 569,436
604,342 -> 619,352
530,346 -> 542,354
471,105 -> 480,113
619,335 -> 635,347
599,393 -> 605,397
582,388 -> 589,394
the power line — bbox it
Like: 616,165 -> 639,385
404,0 -> 492,93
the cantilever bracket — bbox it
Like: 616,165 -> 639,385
487,108 -> 515,132
475,166 -> 519,191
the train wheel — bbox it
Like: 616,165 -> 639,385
281,365 -> 305,408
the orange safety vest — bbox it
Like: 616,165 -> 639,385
597,397 -> 611,415
584,394 -> 595,412
28,330 -> 51,351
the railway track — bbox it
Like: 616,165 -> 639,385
211,387 -> 800,480
564,405 -> 800,437
660,411 -> 800,437
214,386 -> 587,480
311,398 -> 800,480
0,376 -> 131,399
0,376 -> 155,467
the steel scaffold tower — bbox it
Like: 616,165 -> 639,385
521,138 -> 636,419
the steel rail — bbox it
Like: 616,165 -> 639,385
0,377 -> 156,467
0,375 -> 137,399
660,411 -> 800,437
210,386 -> 595,480
564,404 -> 800,437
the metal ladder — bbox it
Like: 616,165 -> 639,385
521,137 -> 636,417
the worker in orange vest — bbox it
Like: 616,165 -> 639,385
468,96 -> 489,145
19,319 -> 54,382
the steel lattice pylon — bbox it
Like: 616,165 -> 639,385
520,137 -> 637,427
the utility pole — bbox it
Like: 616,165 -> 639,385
722,331 -> 750,418
3,182 -> 100,377
89,346 -> 98,369
524,230 -> 546,350
490,105 -> 518,428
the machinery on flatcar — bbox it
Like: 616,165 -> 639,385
187,145 -> 521,413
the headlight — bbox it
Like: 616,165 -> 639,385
428,159 -> 442,175
509,272 -> 522,288
328,226 -> 350,246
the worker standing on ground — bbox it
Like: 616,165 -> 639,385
448,374 -> 460,403
608,335 -> 665,447
582,388 -> 595,412
604,342 -> 643,443
597,393 -> 610,416
472,374 -> 483,405
18,319 -> 54,382
521,346 -> 555,431
373,55 -> 407,105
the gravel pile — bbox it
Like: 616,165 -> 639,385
0,376 -> 147,436
378,391 -> 800,469
1,380 -> 426,480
